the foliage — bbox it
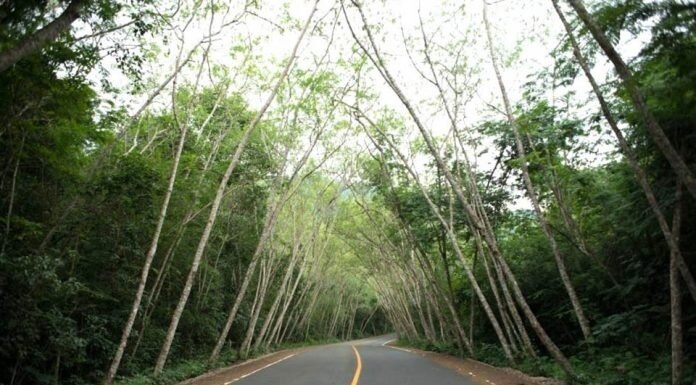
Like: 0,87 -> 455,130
1,1 -> 695,385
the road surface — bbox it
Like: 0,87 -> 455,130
223,335 -> 476,385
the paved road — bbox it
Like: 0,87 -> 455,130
225,335 -> 476,385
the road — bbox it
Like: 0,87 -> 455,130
223,335 -> 476,385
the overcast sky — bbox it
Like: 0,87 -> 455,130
89,0 -> 638,209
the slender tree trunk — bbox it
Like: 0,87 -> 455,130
208,209 -> 270,362
486,238 -> 537,357
266,251 -> 309,346
409,272 -> 435,341
362,124 -> 513,361
152,3 -> 317,372
565,0 -> 696,199
482,250 -> 519,354
357,101 -> 573,372
347,303 -> 357,339
359,306 -> 379,337
197,235 -> 228,309
252,245 -> 301,352
551,0 -> 696,303
422,278 -> 437,342
302,284 -> 322,339
278,282 -> 311,343
535,134 -> 619,285
441,285 -> 473,355
482,0 -> 591,339
670,183 -> 683,385
328,289 -> 345,338
275,269 -> 312,344
425,286 -> 447,343
105,101 -> 191,385
468,275 -> 477,347
129,210 -> 191,357
1,144 -> 22,255
0,0 -> 84,73
240,257 -> 276,358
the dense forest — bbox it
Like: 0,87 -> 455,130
0,0 -> 694,384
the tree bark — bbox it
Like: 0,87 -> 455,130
208,194 -> 280,362
251,242 -> 301,352
346,1 -> 571,374
0,0 -> 85,73
104,77 -> 192,385
152,2 -> 317,373
240,257 -> 276,358
670,183 -> 683,385
565,0 -> 696,199
362,120 -> 512,361
481,250 -> 519,354
1,135 -> 23,255
264,238 -> 310,348
481,0 -> 591,339
551,0 -> 696,303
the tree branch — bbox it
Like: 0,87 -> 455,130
0,0 -> 86,73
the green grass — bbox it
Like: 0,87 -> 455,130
114,338 -> 343,385
115,350 -> 236,385
396,337 -> 696,385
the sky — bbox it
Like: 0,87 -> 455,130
85,0 -> 636,210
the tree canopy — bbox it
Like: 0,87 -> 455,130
0,1 -> 694,384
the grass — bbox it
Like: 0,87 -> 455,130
395,337 -> 695,385
114,338 -> 343,385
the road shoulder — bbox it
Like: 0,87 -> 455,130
384,342 -> 565,385
176,348 -> 304,385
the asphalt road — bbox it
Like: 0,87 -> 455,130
224,335 -> 476,385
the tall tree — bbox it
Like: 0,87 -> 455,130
153,1 -> 319,373
565,0 -> 696,199
482,0 -> 591,339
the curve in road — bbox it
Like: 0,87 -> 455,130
225,335 -> 477,385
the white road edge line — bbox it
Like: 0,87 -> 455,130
382,338 -> 397,347
223,353 -> 296,385
388,346 -> 412,353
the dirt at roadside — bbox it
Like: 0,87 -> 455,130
176,348 -> 303,385
396,346 -> 566,385
177,342 -> 565,385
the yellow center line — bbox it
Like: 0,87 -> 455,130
350,345 -> 362,385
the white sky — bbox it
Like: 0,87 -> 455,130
85,0 -> 641,210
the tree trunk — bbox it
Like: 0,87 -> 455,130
482,250 -> 519,354
278,281 -> 311,343
105,98 -> 190,385
302,284 -> 322,339
486,237 -> 537,358
482,0 -> 591,340
362,123 -> 513,361
670,182 -> 683,385
565,0 -> 696,199
1,142 -> 22,255
263,249 -> 307,348
240,257 -> 276,358
551,0 -> 696,303
208,200 -> 275,362
252,244 -> 301,351
152,2 -> 317,372
0,0 -> 84,73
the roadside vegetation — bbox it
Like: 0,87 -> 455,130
0,1 -> 694,385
